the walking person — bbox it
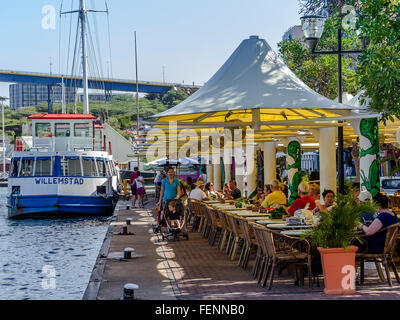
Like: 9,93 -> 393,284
130,166 -> 139,208
157,166 -> 182,211
135,171 -> 146,208
199,168 -> 207,183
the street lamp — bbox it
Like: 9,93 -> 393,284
300,13 -> 365,194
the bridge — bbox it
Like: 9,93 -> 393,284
0,69 -> 200,111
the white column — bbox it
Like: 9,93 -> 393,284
234,147 -> 245,195
319,127 -> 337,200
206,164 -> 213,184
263,141 -> 276,185
213,162 -> 222,191
224,161 -> 231,186
246,149 -> 258,198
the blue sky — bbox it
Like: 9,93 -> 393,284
0,0 -> 302,101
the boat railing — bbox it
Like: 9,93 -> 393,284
30,146 -> 50,152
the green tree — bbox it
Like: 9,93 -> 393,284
278,15 -> 359,99
299,0 -> 400,122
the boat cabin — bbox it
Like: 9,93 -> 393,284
28,114 -> 97,152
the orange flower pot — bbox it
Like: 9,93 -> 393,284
318,246 -> 358,295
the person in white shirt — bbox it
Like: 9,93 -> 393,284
199,168 -> 207,183
134,173 -> 146,208
189,182 -> 209,201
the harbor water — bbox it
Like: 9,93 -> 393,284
0,188 -> 109,300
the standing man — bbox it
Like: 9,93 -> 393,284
199,168 -> 207,183
157,166 -> 182,209
130,166 -> 139,208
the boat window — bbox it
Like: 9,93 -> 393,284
10,158 -> 20,177
82,157 -> 98,176
107,160 -> 114,176
20,157 -> 34,177
63,156 -> 82,176
55,123 -> 71,137
74,123 -> 90,137
35,157 -> 52,176
96,158 -> 107,177
35,123 -> 52,137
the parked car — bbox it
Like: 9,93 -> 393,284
380,176 -> 400,195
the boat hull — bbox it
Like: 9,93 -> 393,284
7,194 -> 117,219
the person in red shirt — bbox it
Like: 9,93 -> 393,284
288,182 -> 316,215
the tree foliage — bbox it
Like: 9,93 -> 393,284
298,0 -> 400,122
278,15 -> 360,99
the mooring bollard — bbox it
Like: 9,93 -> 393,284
124,247 -> 134,259
126,204 -> 130,210
122,283 -> 139,300
122,224 -> 128,235
126,218 -> 132,225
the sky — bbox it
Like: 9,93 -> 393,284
0,0 -> 303,102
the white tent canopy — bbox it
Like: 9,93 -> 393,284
153,35 -> 365,123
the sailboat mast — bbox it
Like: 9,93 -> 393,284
80,0 -> 89,114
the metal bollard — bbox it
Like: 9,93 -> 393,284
122,224 -> 128,235
122,283 -> 139,300
126,218 -> 132,225
126,204 -> 130,210
124,247 -> 134,259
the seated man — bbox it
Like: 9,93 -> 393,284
167,200 -> 184,229
356,193 -> 398,253
262,179 -> 286,208
288,182 -> 316,216
189,182 -> 209,201
226,180 -> 241,200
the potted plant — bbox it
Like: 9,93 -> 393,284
304,192 -> 376,294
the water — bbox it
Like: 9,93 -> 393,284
0,188 -> 109,300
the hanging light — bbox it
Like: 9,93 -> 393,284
300,15 -> 327,52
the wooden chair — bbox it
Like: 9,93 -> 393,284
206,207 -> 223,246
249,223 -> 269,282
260,228 -> 312,290
190,199 -> 202,232
216,209 -> 231,251
225,212 -> 244,260
356,223 -> 400,287
237,217 -> 258,270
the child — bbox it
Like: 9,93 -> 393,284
167,200 -> 183,229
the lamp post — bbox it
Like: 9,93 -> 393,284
300,14 -> 365,194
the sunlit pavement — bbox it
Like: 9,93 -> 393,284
93,199 -> 400,300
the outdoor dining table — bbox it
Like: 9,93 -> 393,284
233,213 -> 270,217
254,219 -> 285,224
266,223 -> 314,230
281,229 -> 309,236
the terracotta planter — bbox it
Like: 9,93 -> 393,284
318,246 -> 358,295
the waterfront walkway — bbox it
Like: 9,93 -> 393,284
84,200 -> 400,300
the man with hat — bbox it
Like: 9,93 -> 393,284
189,181 -> 209,201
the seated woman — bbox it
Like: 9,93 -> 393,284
222,183 -> 231,200
314,189 -> 335,214
205,182 -> 221,199
356,193 -> 398,253
167,200 -> 184,229
259,184 -> 272,206
308,183 -> 320,202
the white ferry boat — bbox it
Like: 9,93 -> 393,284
7,114 -> 119,218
